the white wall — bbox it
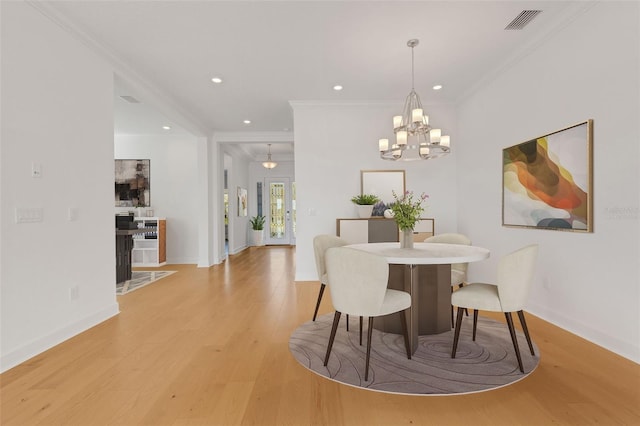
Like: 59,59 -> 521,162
457,2 -> 639,362
1,2 -> 119,372
293,101 -> 459,281
115,134 -> 200,264
224,150 -> 251,254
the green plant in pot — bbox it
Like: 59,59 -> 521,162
351,194 -> 380,218
250,215 -> 266,230
250,215 -> 266,246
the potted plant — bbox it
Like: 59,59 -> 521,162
390,190 -> 429,249
250,215 -> 266,246
350,194 -> 380,218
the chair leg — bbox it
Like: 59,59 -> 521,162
450,287 -> 454,328
472,309 -> 478,341
451,307 -> 464,358
505,312 -> 524,373
312,284 -> 325,321
323,311 -> 342,366
517,310 -> 535,356
346,314 -> 349,331
451,304 -> 454,328
399,310 -> 411,359
359,316 -> 363,346
365,317 -> 374,381
457,284 -> 469,317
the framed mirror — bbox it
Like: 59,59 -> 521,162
361,170 -> 406,204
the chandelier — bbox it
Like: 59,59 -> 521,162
379,39 -> 450,161
262,144 -> 278,169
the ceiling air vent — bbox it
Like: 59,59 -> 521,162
119,95 -> 141,103
505,10 -> 542,30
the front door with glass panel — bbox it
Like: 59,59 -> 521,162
265,177 -> 296,245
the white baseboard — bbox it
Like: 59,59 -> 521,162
527,301 -> 640,364
0,303 -> 120,373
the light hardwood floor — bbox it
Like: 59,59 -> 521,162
1,246 -> 639,425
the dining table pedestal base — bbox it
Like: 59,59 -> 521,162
373,263 -> 451,353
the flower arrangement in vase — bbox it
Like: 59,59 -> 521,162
390,190 -> 429,248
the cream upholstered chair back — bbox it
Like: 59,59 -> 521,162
313,235 -> 348,282
325,247 -> 389,317
423,233 -> 472,274
497,244 -> 539,312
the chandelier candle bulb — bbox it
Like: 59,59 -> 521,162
412,108 -> 423,123
430,129 -> 441,144
397,130 -> 408,146
420,146 -> 430,156
379,139 -> 389,151
393,115 -> 403,129
440,135 -> 450,147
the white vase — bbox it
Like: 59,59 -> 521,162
384,209 -> 395,219
356,204 -> 374,218
400,228 -> 414,249
252,229 -> 265,246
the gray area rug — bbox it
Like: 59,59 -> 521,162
289,313 -> 539,395
116,271 -> 176,295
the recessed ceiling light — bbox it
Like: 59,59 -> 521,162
333,85 -> 343,91
162,126 -> 171,130
243,120 -> 251,124
211,77 -> 223,84
433,85 -> 443,90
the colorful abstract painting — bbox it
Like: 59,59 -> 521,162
502,120 -> 593,232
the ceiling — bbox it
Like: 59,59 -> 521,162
37,1 -> 586,161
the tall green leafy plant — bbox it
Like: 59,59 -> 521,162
250,215 -> 266,231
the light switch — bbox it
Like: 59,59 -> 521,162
31,163 -> 42,178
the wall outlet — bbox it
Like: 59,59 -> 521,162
15,207 -> 44,224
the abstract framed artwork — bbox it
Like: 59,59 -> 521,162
115,159 -> 150,207
237,187 -> 247,217
502,120 -> 593,232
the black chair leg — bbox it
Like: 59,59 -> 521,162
450,287 -> 454,328
399,310 -> 411,359
517,310 -> 535,356
472,309 -> 478,341
323,311 -> 341,366
346,314 -> 350,331
505,312 -> 524,373
451,307 -> 464,358
312,284 -> 325,321
359,316 -> 363,346
365,317 -> 374,381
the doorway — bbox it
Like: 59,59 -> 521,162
265,177 -> 296,245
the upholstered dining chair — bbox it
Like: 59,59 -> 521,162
312,235 -> 348,322
323,247 -> 412,381
423,233 -> 472,327
451,244 -> 539,373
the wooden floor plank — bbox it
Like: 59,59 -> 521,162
1,246 -> 638,425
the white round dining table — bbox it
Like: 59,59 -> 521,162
345,242 -> 490,354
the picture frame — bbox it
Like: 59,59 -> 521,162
237,187 -> 247,217
115,159 -> 150,207
361,170 -> 406,204
502,120 -> 593,232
